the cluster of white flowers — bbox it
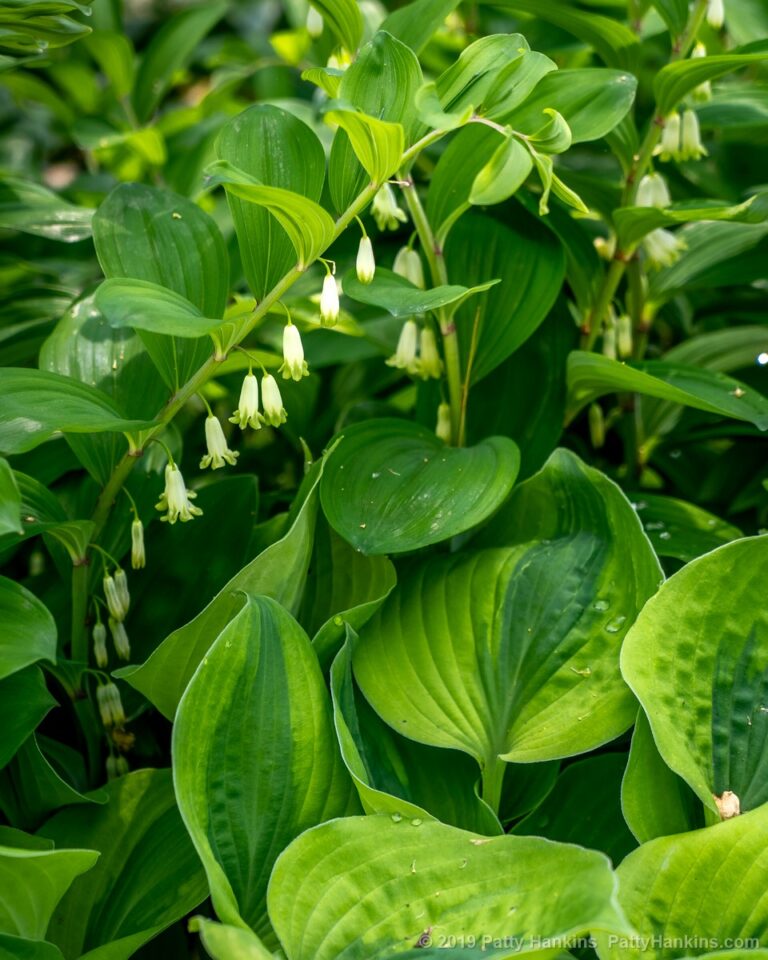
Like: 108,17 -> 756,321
386,320 -> 444,380
655,109 -> 707,162
98,567 -> 132,662
96,682 -> 126,728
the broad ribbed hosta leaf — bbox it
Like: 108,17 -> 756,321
92,183 -> 227,389
445,211 -> 565,382
342,268 -> 498,319
95,279 -> 224,338
320,418 -> 520,554
630,494 -> 742,563
173,596 -> 355,943
597,805 -> 768,960
116,458 -> 325,719
268,815 -> 629,960
215,105 -> 326,299
40,769 -> 207,960
654,41 -> 768,115
503,69 -> 637,142
622,537 -> 768,817
0,845 -> 97,940
309,0 -> 362,53
622,711 -> 704,844
353,450 -> 661,787
0,368 -> 156,456
0,459 -> 21,537
567,352 -> 768,431
0,577 -> 55,682
0,177 -> 93,242
0,667 -> 56,769
614,197 -> 761,248
324,109 -> 404,184
331,637 -> 502,835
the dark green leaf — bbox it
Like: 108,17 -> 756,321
95,279 -> 224,338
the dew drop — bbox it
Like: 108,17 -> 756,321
593,599 -> 610,612
659,531 -> 672,540
410,818 -> 422,826
391,813 -> 403,823
605,615 -> 627,634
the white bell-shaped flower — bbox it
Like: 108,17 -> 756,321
109,617 -> 131,661
643,228 -> 687,269
435,403 -> 452,443
280,323 -> 309,381
93,622 -> 108,668
636,172 -> 671,208
261,373 -> 288,427
103,572 -> 129,622
306,5 -> 323,37
392,246 -> 425,288
691,43 -> 712,101
130,518 -> 145,570
679,109 -> 707,161
417,327 -> 444,380
386,319 -> 420,373
372,183 -> 408,231
320,273 -> 340,327
655,113 -> 681,162
155,463 -> 203,524
356,235 -> 376,284
200,415 -> 239,470
707,0 -> 724,29
96,682 -> 126,727
229,372 -> 263,430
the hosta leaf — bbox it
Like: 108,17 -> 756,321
622,537 -> 768,816
655,41 -> 768,115
0,177 -> 93,242
353,450 -> 662,786
567,352 -> 768,431
309,0 -> 363,52
0,846 -> 97,940
215,105 -> 326,299
324,108 -> 404,183
207,160 -> 335,269
598,805 -> 768,960
268,815 -> 629,960
342,268 -> 499,319
320,418 -> 520,554
621,711 -> 704,844
445,211 -> 565,382
1,667 -> 57,769
614,196 -> 762,248
0,459 -> 22,536
630,494 -> 742,563
95,279 -> 224,338
173,596 -> 355,943
40,769 -> 207,960
0,368 -> 156,456
116,458 -> 325,719
0,577 -> 56,682
503,69 -> 638,142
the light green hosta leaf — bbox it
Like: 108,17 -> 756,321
320,418 -> 519,554
353,449 -> 661,780
0,459 -> 21,537
0,577 -> 55,681
174,596 -> 355,943
614,196 -> 761,248
190,918 -> 274,960
0,667 -> 56,769
331,636 -> 502,835
503,69 -> 637,142
598,805 -> 768,960
40,769 -> 207,960
0,177 -> 93,242
268,814 -> 629,960
468,135 -> 533,205
655,40 -> 768,115
0,845 -> 97,939
207,160 -> 335,269
342,268 -> 499,319
630,494 -> 743,563
116,459 -> 325,719
95,279 -> 224,339
621,711 -> 704,844
309,0 -> 362,52
622,537 -> 768,817
567,352 -> 768,432
324,109 -> 404,184
0,368 -> 156,456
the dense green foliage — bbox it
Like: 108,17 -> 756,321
1,0 -> 767,957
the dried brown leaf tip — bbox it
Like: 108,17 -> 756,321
714,790 -> 741,820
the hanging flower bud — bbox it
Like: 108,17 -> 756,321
109,617 -> 130,660
679,109 -> 708,161
655,113 -> 681,162
435,403 -> 452,443
155,463 -> 202,524
617,313 -> 633,358
280,323 -> 309,381
372,183 -> 407,231
356,235 -> 376,284
200,415 -> 239,470
306,4 -> 323,37
707,0 -> 724,29
114,568 -> 130,615
636,172 -> 671,209
602,324 -> 617,361
691,43 -> 713,101
106,754 -> 130,780
326,49 -> 352,71
103,572 -> 128,622
386,319 -> 420,373
93,622 -> 108,668
417,327 -> 444,379
261,373 -> 288,427
96,682 -> 125,727
643,228 -> 687,269
130,518 -> 145,570
593,235 -> 616,261
589,403 -> 605,449
229,372 -> 262,430
320,273 -> 340,326
392,246 -> 425,288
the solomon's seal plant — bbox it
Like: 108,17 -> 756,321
0,0 -> 767,958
